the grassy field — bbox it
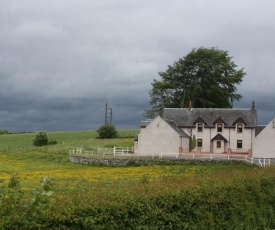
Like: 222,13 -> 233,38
0,129 -> 139,151
1,130 -> 275,229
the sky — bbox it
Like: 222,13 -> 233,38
0,0 -> 275,132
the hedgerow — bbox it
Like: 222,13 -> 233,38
1,167 -> 275,229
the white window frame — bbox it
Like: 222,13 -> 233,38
197,123 -> 203,132
217,124 -> 223,133
237,140 -> 243,149
237,124 -> 243,133
197,139 -> 203,148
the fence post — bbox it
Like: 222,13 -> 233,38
228,155 -> 230,160
193,153 -> 195,159
258,159 -> 262,167
114,146 -> 116,158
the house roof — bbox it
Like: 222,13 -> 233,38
162,108 -> 257,127
211,134 -> 228,142
163,119 -> 190,138
255,125 -> 266,137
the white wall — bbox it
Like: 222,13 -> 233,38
137,116 -> 183,156
185,124 -> 253,153
253,119 -> 275,158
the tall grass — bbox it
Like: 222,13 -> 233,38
1,129 -> 275,228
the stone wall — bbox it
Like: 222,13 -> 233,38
69,155 -> 193,166
69,155 -> 153,166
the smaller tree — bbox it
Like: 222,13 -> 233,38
32,131 -> 49,146
189,135 -> 196,152
97,124 -> 118,139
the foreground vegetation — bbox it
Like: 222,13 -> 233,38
1,130 -> 275,229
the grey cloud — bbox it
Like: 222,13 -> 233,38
0,0 -> 275,131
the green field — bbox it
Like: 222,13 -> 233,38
0,129 -> 138,151
1,130 -> 275,229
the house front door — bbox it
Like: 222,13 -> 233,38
213,140 -> 224,154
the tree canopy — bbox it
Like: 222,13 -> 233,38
145,47 -> 245,118
97,124 -> 118,139
32,131 -> 49,146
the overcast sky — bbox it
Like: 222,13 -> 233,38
1,0 -> 275,132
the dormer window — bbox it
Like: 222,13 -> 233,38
237,124 -> 243,133
197,124 -> 203,132
213,117 -> 226,133
217,124 -> 223,133
194,117 -> 207,132
233,117 -> 247,132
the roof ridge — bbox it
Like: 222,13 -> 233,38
164,108 -> 252,110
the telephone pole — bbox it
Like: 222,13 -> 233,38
105,101 -> 112,125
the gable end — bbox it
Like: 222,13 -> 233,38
213,116 -> 227,125
233,117 -> 247,125
193,116 -> 207,125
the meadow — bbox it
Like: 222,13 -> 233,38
1,130 -> 275,229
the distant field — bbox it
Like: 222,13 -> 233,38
0,129 -> 139,151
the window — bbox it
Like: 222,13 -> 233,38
237,124 -> 243,133
237,140 -> 242,149
217,141 -> 221,148
197,139 -> 203,148
217,124 -> 223,132
197,124 -> 203,132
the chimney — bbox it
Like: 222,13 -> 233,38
251,100 -> 256,110
189,100 -> 192,110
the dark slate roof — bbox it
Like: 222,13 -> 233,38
162,108 -> 257,128
163,119 -> 190,137
255,125 -> 266,137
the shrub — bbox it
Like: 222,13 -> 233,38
97,124 -> 118,139
48,140 -> 58,145
0,129 -> 10,135
189,135 -> 196,151
32,131 -> 49,146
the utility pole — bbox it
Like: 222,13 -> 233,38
105,101 -> 112,125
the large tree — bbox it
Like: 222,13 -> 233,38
145,47 -> 245,118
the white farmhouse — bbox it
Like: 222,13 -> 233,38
136,103 -> 258,156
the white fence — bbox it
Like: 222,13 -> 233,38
69,147 -> 83,155
69,146 -> 134,158
136,153 -> 274,167
69,148 -> 274,167
177,153 -> 273,167
114,146 -> 134,155
96,147 -> 134,157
